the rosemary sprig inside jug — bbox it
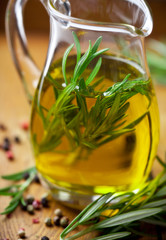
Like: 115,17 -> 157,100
32,32 -> 151,163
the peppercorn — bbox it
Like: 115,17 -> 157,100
33,174 -> 40,184
32,218 -> 40,224
41,197 -> 49,208
44,217 -> 53,227
27,204 -> 34,214
32,200 -> 41,210
20,121 -> 29,130
2,140 -> 10,151
53,216 -> 60,226
4,137 -> 10,143
7,213 -> 12,218
20,201 -> 27,211
0,123 -> 7,131
10,186 -> 18,193
54,208 -> 63,217
60,216 -> 69,228
26,195 -> 34,204
41,192 -> 52,201
14,136 -> 21,144
23,172 -> 30,180
6,150 -> 14,160
18,228 -> 25,238
41,236 -> 49,240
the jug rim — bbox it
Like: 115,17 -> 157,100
48,0 -> 153,37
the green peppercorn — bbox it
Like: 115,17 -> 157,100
60,216 -> 69,228
10,186 -> 18,193
27,204 -> 34,214
54,208 -> 63,217
26,194 -> 34,204
44,217 -> 53,227
18,228 -> 25,238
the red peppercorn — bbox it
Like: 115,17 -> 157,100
20,121 -> 29,130
32,200 -> 41,210
32,218 -> 40,224
6,151 -> 14,160
7,213 -> 12,218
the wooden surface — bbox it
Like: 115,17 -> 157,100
0,33 -> 166,240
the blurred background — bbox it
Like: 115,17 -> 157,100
0,0 -> 166,36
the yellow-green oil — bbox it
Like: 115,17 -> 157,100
30,55 -> 160,195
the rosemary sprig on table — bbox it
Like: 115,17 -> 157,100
60,155 -> 166,240
0,156 -> 166,239
0,167 -> 36,215
33,32 -> 151,159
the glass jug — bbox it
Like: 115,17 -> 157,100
6,0 -> 160,208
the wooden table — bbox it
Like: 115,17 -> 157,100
0,33 -> 166,240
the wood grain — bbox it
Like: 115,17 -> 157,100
0,33 -> 166,240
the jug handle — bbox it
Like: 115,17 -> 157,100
5,0 -> 47,103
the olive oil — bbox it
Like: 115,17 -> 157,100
31,55 -> 159,195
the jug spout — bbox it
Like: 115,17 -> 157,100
49,0 -> 153,37
46,0 -> 153,81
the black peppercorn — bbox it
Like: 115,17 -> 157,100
41,197 -> 49,208
53,216 -> 60,226
23,172 -> 30,180
2,140 -> 10,151
33,174 -> 40,184
4,137 -> 10,143
14,136 -> 21,143
20,201 -> 27,211
41,236 -> 49,240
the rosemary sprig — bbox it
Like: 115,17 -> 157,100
0,167 -> 36,215
0,156 -> 166,240
60,156 -> 166,240
33,32 -> 152,160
